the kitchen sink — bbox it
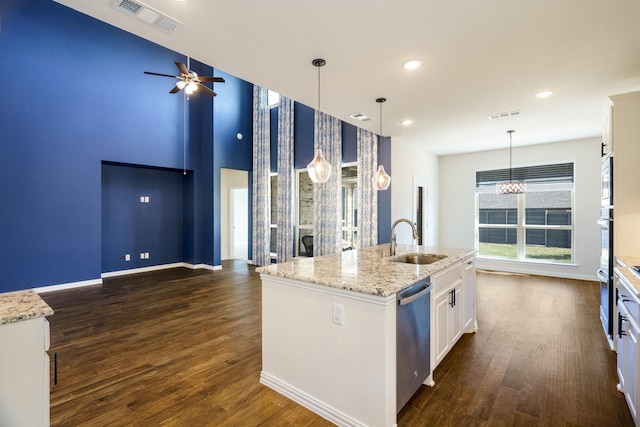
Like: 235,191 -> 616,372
391,253 -> 447,265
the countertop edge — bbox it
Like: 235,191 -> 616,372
257,245 -> 476,297
0,289 -> 54,325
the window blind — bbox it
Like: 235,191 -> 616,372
476,162 -> 574,187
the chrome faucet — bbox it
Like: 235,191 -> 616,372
390,218 -> 419,256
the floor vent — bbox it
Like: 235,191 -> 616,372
111,0 -> 182,33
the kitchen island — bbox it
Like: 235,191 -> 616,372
257,244 -> 475,427
0,290 -> 54,427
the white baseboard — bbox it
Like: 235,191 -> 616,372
260,371 -> 368,427
476,258 -> 598,282
101,262 -> 188,278
34,278 -> 103,293
184,263 -> 221,271
34,262 -> 222,293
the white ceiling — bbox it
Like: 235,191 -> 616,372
54,0 -> 640,155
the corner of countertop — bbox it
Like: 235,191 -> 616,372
0,289 -> 54,325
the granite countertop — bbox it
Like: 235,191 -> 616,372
0,290 -> 54,325
616,256 -> 640,297
256,244 -> 475,297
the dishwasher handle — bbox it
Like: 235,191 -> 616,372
398,284 -> 433,306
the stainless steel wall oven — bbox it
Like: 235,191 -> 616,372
599,154 -> 614,346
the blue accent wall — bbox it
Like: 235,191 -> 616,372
293,103 -> 315,169
378,136 -> 393,243
101,163 -> 184,272
212,69 -> 254,267
0,0 -> 253,291
0,0 -> 390,291
342,122 -> 358,164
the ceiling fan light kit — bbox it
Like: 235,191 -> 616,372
144,60 -> 225,97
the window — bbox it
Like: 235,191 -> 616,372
341,164 -> 358,250
476,163 -> 574,263
269,174 -> 277,258
295,164 -> 359,256
268,90 -> 280,108
296,169 -> 314,256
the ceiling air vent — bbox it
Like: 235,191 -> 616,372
111,0 -> 182,33
488,110 -> 522,120
350,112 -> 372,122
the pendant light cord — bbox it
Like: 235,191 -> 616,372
379,102 -> 382,135
508,130 -> 514,182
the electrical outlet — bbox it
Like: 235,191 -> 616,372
144,252 -> 149,259
125,254 -> 130,261
140,253 -> 145,259
332,303 -> 344,326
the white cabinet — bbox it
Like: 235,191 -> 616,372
617,300 -> 638,423
610,91 -> 640,256
463,256 -> 477,333
601,100 -> 613,157
431,262 -> 464,368
616,264 -> 640,425
0,317 -> 51,427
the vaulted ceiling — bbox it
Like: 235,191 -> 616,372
55,0 -> 640,155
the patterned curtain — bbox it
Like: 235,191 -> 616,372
357,128 -> 378,248
313,111 -> 342,256
276,96 -> 294,263
252,86 -> 271,266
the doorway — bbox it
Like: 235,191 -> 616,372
221,168 -> 249,261
230,187 -> 249,260
413,175 -> 428,246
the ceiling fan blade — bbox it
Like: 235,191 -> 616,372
197,76 -> 225,83
144,71 -> 179,78
169,85 -> 182,94
175,62 -> 190,75
197,83 -> 217,97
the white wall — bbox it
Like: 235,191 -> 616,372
439,137 -> 602,281
391,138 -> 440,246
221,168 -> 249,260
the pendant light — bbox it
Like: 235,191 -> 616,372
373,97 -> 391,191
496,130 -> 526,194
306,59 -> 332,184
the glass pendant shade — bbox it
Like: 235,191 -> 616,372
373,165 -> 391,190
374,97 -> 391,191
307,149 -> 332,184
496,181 -> 526,194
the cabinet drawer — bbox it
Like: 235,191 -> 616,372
432,262 -> 462,294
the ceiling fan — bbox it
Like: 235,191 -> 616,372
144,61 -> 225,97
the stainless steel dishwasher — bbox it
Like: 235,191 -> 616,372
396,278 -> 432,412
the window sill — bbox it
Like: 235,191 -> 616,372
477,255 -> 578,268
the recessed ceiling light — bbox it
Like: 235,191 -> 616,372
401,119 -> 413,126
402,60 -> 423,70
536,90 -> 554,98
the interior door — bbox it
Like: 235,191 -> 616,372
230,187 -> 249,260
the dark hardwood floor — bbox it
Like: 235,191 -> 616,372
40,262 -> 633,426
